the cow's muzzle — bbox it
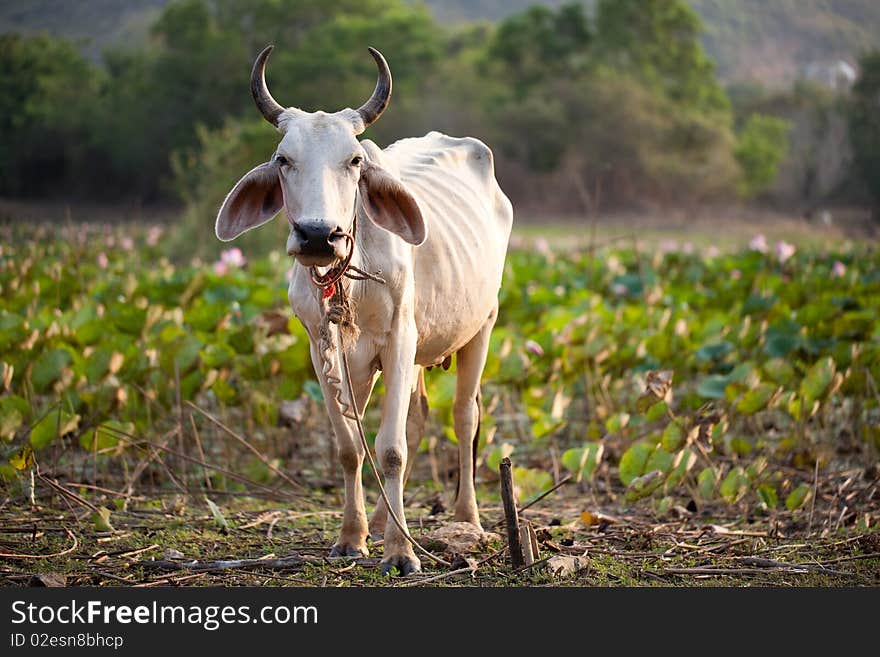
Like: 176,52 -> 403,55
287,221 -> 347,266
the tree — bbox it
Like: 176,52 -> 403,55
849,51 -> 880,218
734,114 -> 790,198
268,2 -> 444,144
487,3 -> 592,97
0,34 -> 100,197
594,0 -> 728,114
482,1 -> 740,209
95,0 -> 439,200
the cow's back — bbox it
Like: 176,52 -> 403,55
381,131 -> 513,364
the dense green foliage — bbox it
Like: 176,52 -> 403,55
4,0 -> 878,217
2,226 -> 877,512
0,34 -> 100,197
493,239 -> 878,506
478,1 -> 742,208
848,51 -> 880,217
734,114 -> 790,198
1,0 -> 443,201
0,0 -> 802,213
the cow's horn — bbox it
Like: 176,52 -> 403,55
356,47 -> 392,129
251,45 -> 285,126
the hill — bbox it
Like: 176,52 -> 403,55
691,0 -> 880,84
0,0 -> 168,60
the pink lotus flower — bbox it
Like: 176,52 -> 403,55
731,269 -> 742,280
705,246 -> 720,259
146,226 -> 163,247
524,340 -> 545,357
220,247 -> 246,268
775,241 -> 796,264
749,234 -> 768,253
534,237 -> 551,255
831,261 -> 846,278
120,236 -> 134,252
213,247 -> 247,275
97,252 -> 109,269
658,239 -> 678,255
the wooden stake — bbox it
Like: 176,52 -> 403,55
520,521 -> 535,566
499,457 -> 524,568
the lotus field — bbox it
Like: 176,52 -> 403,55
0,223 -> 878,584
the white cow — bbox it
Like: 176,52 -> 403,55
215,46 -> 512,574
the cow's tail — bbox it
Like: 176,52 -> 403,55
472,390 -> 481,486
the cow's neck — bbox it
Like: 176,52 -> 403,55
346,197 -> 389,304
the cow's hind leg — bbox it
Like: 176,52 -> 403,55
453,307 -> 497,528
369,367 -> 428,540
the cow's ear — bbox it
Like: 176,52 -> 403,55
358,163 -> 426,246
215,162 -> 283,241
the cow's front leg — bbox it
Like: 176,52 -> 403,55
376,326 -> 421,575
309,343 -> 377,558
368,366 -> 427,540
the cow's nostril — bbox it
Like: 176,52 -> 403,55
328,227 -> 345,242
292,222 -> 309,244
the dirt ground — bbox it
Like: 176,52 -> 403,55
2,458 -> 877,587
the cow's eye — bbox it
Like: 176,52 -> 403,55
350,155 -> 363,167
275,155 -> 290,167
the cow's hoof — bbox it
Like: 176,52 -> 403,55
380,554 -> 421,576
329,543 -> 368,558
